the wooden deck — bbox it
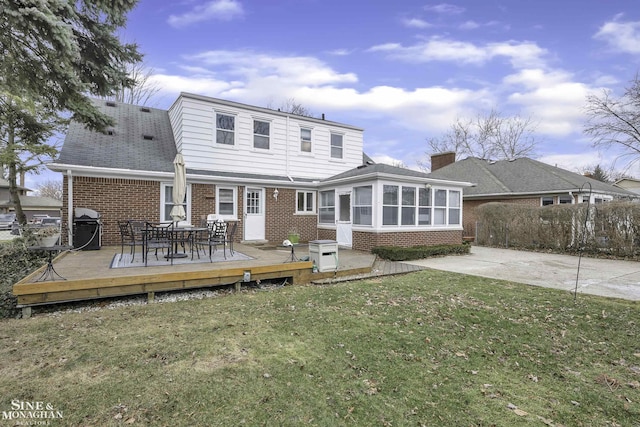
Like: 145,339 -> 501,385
13,243 -> 381,312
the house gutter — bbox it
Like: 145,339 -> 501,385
321,172 -> 475,188
49,163 -> 319,189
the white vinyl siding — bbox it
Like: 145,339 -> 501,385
169,95 -> 364,182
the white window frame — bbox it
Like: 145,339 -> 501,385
253,118 -> 270,150
215,112 -> 235,146
301,127 -> 312,153
353,185 -> 373,226
216,186 -> 238,220
296,190 -> 316,214
319,190 -> 335,224
541,196 -> 554,206
382,185 -> 399,225
418,187 -> 432,225
448,190 -> 461,225
330,133 -> 343,159
160,183 -> 191,223
401,186 -> 416,226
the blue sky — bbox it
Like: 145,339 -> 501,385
33,0 -> 640,188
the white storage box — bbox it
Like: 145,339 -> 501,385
308,240 -> 339,272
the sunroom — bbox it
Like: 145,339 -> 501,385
317,163 -> 474,252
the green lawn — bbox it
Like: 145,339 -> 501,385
1,270 -> 638,426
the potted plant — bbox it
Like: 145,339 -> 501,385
36,226 -> 61,247
287,228 -> 300,244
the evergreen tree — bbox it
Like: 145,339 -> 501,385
0,0 -> 142,223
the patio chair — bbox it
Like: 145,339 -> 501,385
224,221 -> 237,256
143,222 -> 173,266
117,220 -> 143,262
194,220 -> 227,261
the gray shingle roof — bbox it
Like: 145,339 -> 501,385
55,99 -> 177,172
427,157 -> 636,198
324,162 -> 432,182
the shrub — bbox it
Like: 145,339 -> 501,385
476,201 -> 640,258
0,239 -> 48,318
372,243 -> 470,261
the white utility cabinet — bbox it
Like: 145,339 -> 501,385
308,240 -> 339,272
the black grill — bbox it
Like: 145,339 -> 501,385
73,208 -> 102,250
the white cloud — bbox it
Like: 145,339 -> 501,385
402,18 -> 431,29
594,16 -> 640,54
504,69 -> 594,136
368,37 -> 548,68
459,20 -> 480,30
188,50 -> 358,86
423,3 -> 465,14
168,0 -> 244,28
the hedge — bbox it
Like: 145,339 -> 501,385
371,243 -> 470,261
0,238 -> 48,318
476,201 -> 640,258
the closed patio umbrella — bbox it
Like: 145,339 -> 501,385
170,153 -> 187,223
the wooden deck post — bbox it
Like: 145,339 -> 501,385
147,291 -> 155,303
22,306 -> 32,319
234,281 -> 241,292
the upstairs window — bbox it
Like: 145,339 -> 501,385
301,128 -> 312,152
330,133 -> 343,159
253,119 -> 270,149
216,113 -> 235,145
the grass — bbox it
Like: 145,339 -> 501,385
1,270 -> 639,426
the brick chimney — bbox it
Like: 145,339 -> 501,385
431,152 -> 456,171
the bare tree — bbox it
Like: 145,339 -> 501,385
268,98 -> 314,117
420,109 -> 539,170
105,62 -> 160,106
584,74 -> 640,168
36,179 -> 63,201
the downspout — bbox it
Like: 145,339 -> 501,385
67,170 -> 73,246
285,115 -> 290,176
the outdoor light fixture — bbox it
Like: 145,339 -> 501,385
273,188 -> 279,201
424,183 -> 432,190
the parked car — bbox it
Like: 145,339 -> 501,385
40,217 -> 61,227
0,213 -> 16,230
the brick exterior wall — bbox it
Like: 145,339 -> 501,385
264,187 -> 318,243
352,229 -> 462,252
62,176 -> 464,251
63,177 -> 223,246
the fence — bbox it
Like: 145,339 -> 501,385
475,201 -> 640,258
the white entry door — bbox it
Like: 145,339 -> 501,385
336,192 -> 352,247
244,187 -> 265,241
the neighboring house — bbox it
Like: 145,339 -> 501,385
0,178 -> 62,221
427,152 -> 638,238
614,177 -> 640,195
48,93 -> 472,251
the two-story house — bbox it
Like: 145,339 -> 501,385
50,93 -> 471,251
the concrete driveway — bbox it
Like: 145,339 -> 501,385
405,246 -> 640,301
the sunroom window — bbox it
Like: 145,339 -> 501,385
383,185 -> 399,225
353,186 -> 372,225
